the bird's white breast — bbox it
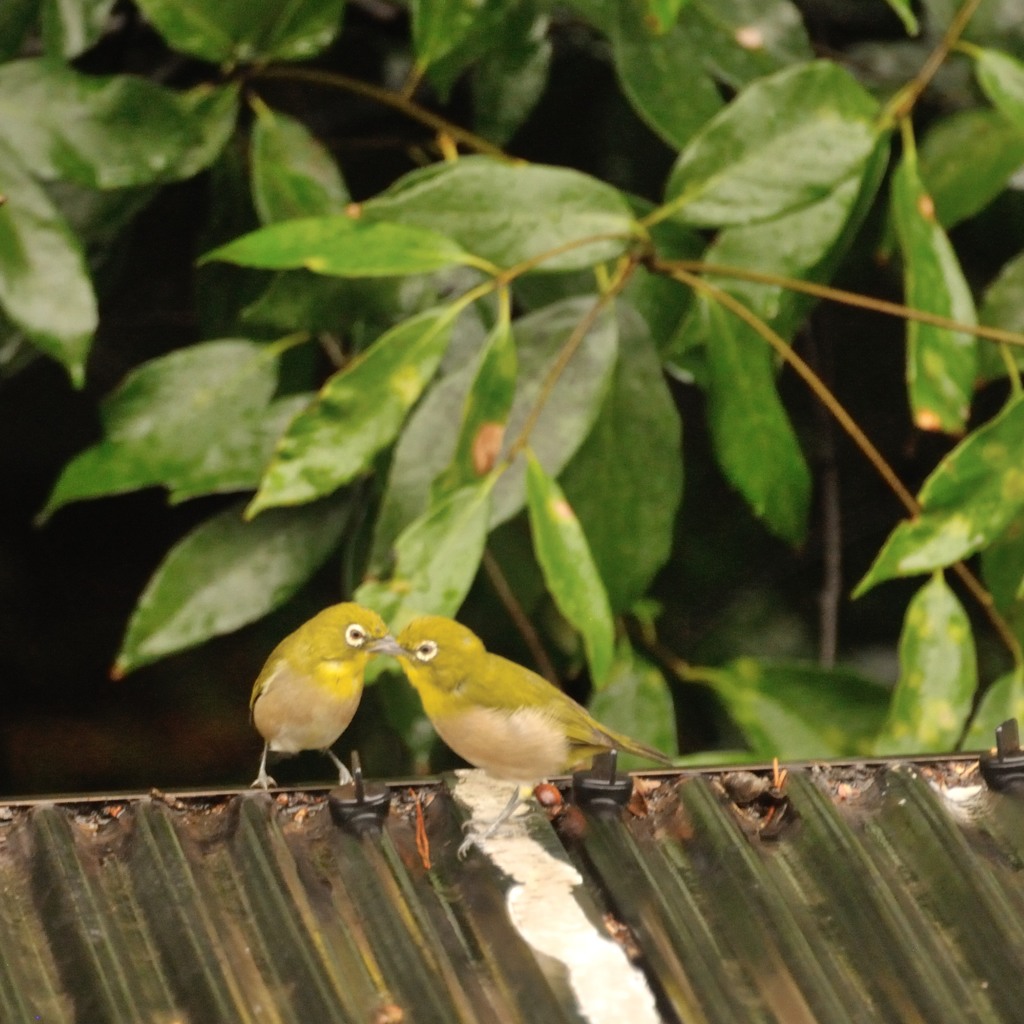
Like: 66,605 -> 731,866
253,661 -> 359,753
433,705 -> 570,783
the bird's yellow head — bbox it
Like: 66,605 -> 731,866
392,615 -> 486,694
299,602 -> 394,660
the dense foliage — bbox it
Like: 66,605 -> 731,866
4,0 -> 1024,787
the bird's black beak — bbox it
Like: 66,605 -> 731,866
366,635 -> 406,658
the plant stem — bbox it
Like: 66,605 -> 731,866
882,0 -> 985,124
506,256 -> 639,461
662,263 -> 1024,668
482,550 -> 559,684
251,65 -> 516,162
661,259 -> 1024,349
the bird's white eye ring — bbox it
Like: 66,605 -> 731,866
415,640 -> 438,662
345,624 -> 368,647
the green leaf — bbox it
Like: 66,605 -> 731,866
0,60 -> 206,189
979,514 -> 1024,654
0,318 -> 36,380
981,515 -> 1024,615
421,0 -> 534,100
978,249 -> 1024,383
0,0 -> 36,62
702,298 -> 811,544
40,339 -> 289,518
701,658 -> 890,758
242,271 -> 410,337
975,48 -> 1024,129
472,8 -> 552,145
685,0 -> 814,89
356,477 -> 494,630
874,574 -> 976,755
249,307 -> 460,515
855,395 -> 1024,592
370,295 -> 619,567
363,156 -> 638,271
489,298 -> 619,527
963,669 -> 1024,749
0,142 -> 96,387
42,0 -> 117,58
672,143 -> 886,364
250,104 -> 349,224
918,109 -> 1024,231
562,308 -> 683,612
982,251 -> 1024,336
646,0 -> 689,32
664,61 -> 879,227
203,216 -> 477,277
881,0 -> 919,35
892,154 -> 977,434
175,84 -> 243,181
45,181 -> 155,259
168,395 -> 311,504
432,305 -> 517,500
410,0 -> 482,69
588,640 -> 678,767
624,215 -> 705,354
526,451 -> 616,686
114,497 -> 350,675
368,359 -> 474,573
611,6 -> 723,149
133,0 -> 344,64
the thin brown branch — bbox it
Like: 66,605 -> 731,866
665,259 -> 1024,349
660,263 -> 1024,668
506,256 -> 639,461
495,234 -> 642,286
482,550 -> 559,684
804,325 -> 842,668
251,65 -> 516,162
883,0 -> 985,123
663,263 -> 918,510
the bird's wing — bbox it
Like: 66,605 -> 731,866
482,655 -> 605,743
591,723 -> 676,766
249,656 -> 289,712
478,655 -> 573,708
480,655 -> 674,767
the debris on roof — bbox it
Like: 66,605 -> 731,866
2,747 -> 1023,1023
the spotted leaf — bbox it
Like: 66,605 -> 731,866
856,394 -> 1024,593
248,306 -> 459,516
964,669 -> 1024,749
431,305 -> 516,501
356,476 -> 494,631
203,216 -> 477,278
892,152 -> 977,434
874,574 -> 976,755
526,451 -> 615,687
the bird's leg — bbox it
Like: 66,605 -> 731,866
250,743 -> 277,789
458,786 -> 527,858
325,747 -> 354,785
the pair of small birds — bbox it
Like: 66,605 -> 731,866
250,603 -> 673,850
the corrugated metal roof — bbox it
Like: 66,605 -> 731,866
2,752 -> 1023,1024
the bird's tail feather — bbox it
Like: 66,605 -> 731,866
592,726 -> 675,768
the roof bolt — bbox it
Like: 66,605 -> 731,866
329,751 -> 392,834
979,719 -> 1024,791
572,749 -> 634,815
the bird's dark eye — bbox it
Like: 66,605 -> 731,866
345,624 -> 368,647
415,640 -> 438,662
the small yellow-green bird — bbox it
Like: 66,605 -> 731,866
377,615 -> 674,851
249,603 -> 394,789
